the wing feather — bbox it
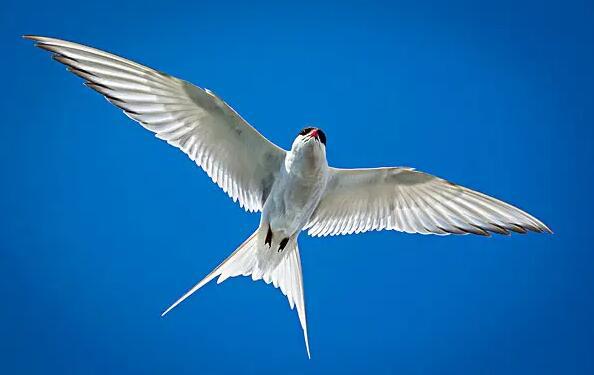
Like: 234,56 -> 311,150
306,167 -> 551,237
26,35 -> 286,212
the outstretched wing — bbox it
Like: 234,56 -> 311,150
306,167 -> 551,237
25,35 -> 286,212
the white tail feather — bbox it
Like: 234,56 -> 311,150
161,228 -> 310,358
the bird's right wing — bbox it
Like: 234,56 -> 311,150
306,167 -> 551,237
25,35 -> 286,212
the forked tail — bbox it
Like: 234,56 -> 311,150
161,228 -> 310,358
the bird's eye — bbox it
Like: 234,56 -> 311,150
299,127 -> 314,136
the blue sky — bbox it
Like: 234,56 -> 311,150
2,0 -> 593,373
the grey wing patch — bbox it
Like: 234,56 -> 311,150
259,150 -> 285,205
260,171 -> 275,206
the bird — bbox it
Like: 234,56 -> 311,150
25,35 -> 551,358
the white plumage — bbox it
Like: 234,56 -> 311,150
26,35 -> 551,358
307,167 -> 550,237
28,35 -> 285,213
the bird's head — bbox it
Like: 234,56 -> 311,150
291,126 -> 327,151
288,126 -> 328,169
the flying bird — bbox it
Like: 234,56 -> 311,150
25,35 -> 551,358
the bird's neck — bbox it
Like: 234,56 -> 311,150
285,146 -> 327,178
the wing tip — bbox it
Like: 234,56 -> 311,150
23,35 -> 55,44
537,221 -> 554,234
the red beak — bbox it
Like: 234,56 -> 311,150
309,128 -> 319,139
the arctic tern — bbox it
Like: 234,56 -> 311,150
25,35 -> 551,358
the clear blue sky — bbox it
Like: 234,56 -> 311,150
2,0 -> 593,373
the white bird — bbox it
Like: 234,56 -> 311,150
25,35 -> 552,358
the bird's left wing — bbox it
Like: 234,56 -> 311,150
306,167 -> 551,237
25,36 -> 286,212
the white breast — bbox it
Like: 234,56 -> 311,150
263,141 -> 329,237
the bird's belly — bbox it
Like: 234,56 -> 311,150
265,174 -> 326,236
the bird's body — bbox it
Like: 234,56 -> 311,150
264,135 -> 329,243
26,35 -> 552,358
